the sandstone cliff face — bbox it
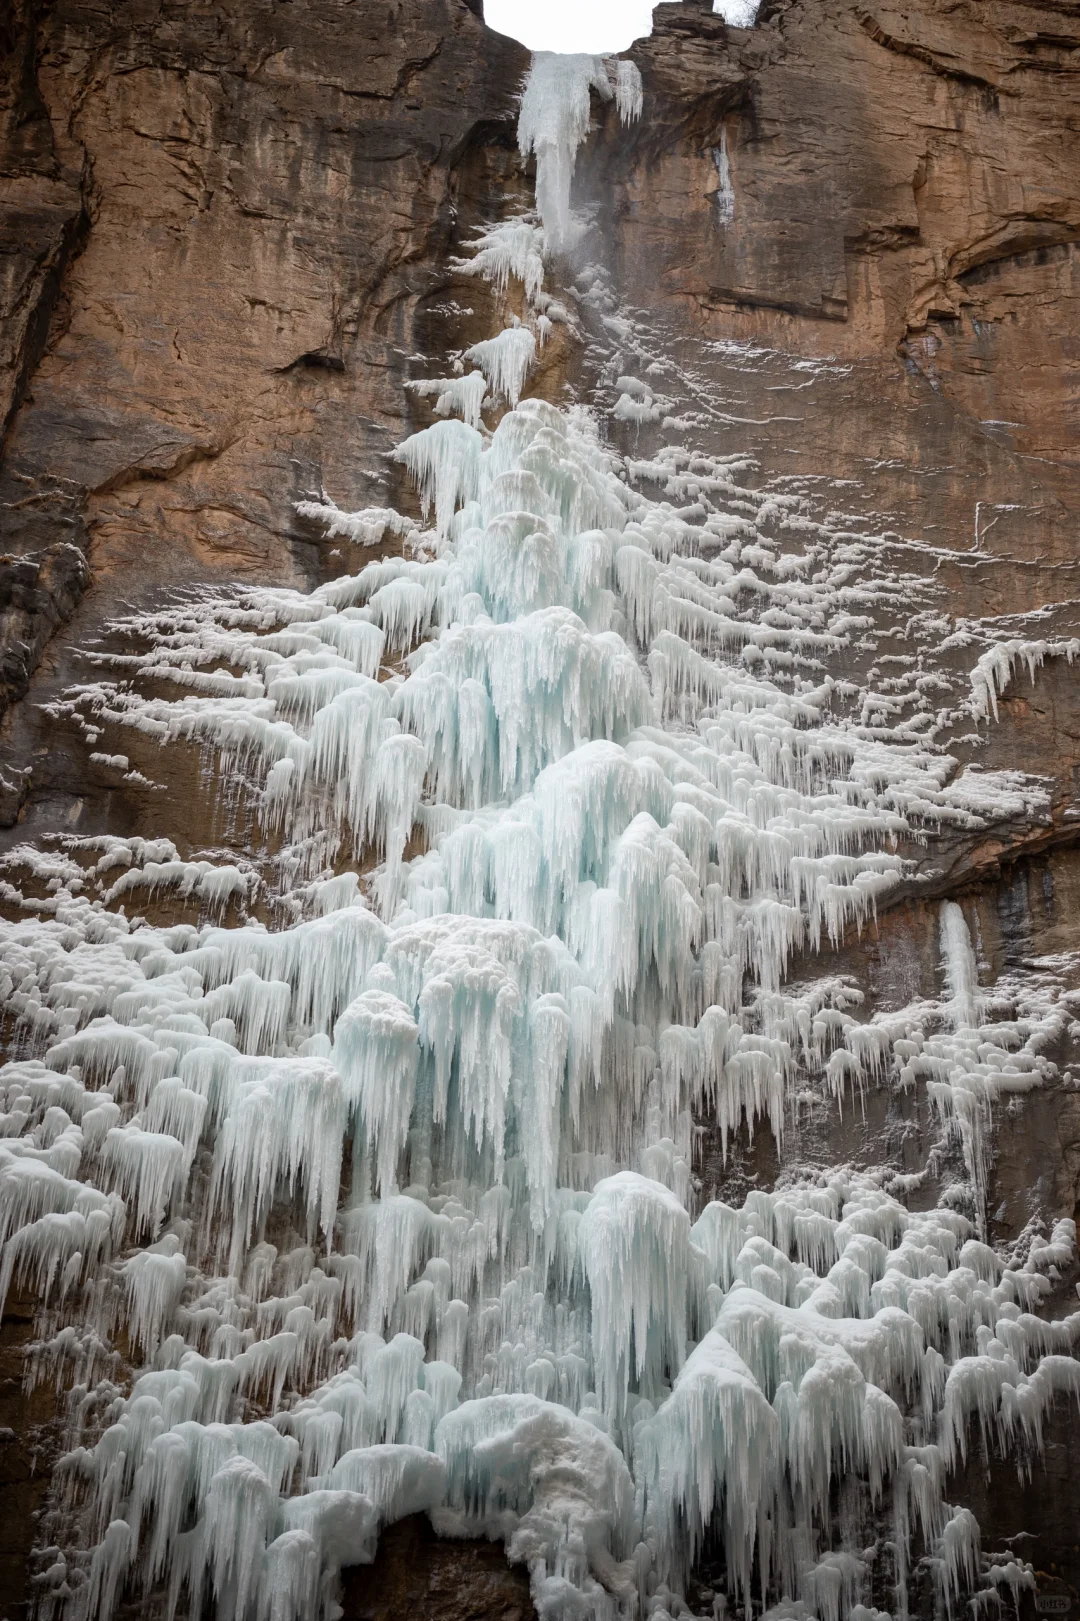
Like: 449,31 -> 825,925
1,0 -> 1079,1616
641,0 -> 1080,396
609,0 -> 1080,562
1,0 -> 525,579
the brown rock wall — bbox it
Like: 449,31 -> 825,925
629,0 -> 1080,400
1,0 -> 527,589
3,0 -> 1079,732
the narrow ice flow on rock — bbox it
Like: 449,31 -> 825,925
1,45 -> 1079,1621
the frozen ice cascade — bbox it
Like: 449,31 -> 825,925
2,46 -> 1080,1621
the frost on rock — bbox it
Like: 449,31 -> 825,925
2,44 -> 1079,1621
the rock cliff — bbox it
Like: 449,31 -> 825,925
1,0 -> 1079,1617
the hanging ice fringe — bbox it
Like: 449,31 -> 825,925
1,45 -> 1078,1621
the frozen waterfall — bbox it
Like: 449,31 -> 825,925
1,45 -> 1079,1621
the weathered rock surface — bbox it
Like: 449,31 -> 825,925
0,539 -> 87,707
630,0 -> 1080,459
341,1515 -> 532,1621
1,0 -> 527,587
0,1293 -> 62,1621
0,1 -> 86,446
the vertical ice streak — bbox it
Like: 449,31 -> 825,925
713,128 -> 734,224
940,900 -> 983,1033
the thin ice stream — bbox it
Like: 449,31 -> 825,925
1,49 -> 1079,1621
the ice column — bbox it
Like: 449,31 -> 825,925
517,54 -> 642,252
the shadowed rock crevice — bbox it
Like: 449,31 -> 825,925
341,1515 -> 532,1621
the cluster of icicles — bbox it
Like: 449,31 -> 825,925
2,47 -> 1080,1621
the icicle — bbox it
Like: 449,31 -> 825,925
406,372 -> 490,430
332,990 -> 418,1196
517,54 -> 641,253
392,420 -> 483,537
939,902 -> 983,1032
580,1171 -> 690,1423
464,327 -> 536,408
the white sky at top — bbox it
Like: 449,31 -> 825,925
483,0 -> 662,53
483,1 -> 754,55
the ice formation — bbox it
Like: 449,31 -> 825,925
1,42 -> 1078,1621
518,54 -> 642,251
968,637 -> 1079,724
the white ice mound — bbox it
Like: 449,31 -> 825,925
436,1395 -> 636,1614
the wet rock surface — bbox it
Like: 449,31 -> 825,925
0,1296 -> 62,1621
